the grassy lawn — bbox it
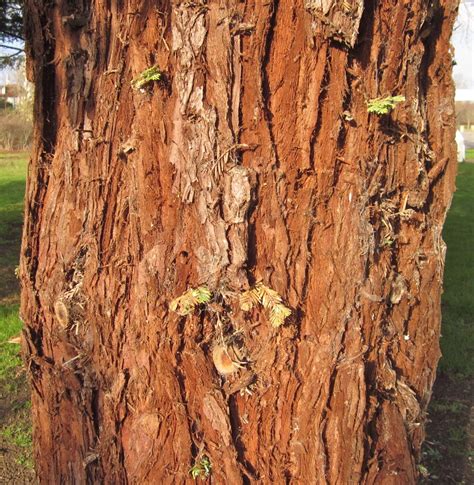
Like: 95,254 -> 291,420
0,152 -> 28,305
0,151 -> 34,477
0,151 -> 27,359
421,162 -> 474,483
439,162 -> 474,376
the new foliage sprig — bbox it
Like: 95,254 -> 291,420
367,95 -> 405,115
190,455 -> 211,480
131,66 -> 162,90
170,283 -> 291,328
169,287 -> 212,316
240,282 -> 291,328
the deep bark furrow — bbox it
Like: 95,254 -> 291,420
227,394 -> 256,482
308,45 -> 331,173
260,0 -> 279,165
174,324 -> 198,468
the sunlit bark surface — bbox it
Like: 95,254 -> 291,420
21,1 -> 458,483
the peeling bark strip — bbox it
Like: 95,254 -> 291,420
22,0 -> 459,483
305,0 -> 364,46
169,2 -> 254,288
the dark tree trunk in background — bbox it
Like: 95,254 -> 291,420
20,0 -> 459,483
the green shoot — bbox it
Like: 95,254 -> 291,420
240,283 -> 291,327
170,287 -> 212,316
367,95 -> 405,115
190,455 -> 211,480
131,66 -> 162,90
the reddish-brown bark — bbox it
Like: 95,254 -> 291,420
21,0 -> 459,483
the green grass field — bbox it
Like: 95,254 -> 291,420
0,152 -> 28,306
0,151 -> 27,363
440,163 -> 474,376
0,152 -> 34,475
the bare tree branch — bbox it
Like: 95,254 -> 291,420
0,43 -> 23,53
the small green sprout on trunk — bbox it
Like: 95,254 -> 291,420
169,286 -> 212,316
131,66 -> 162,90
190,455 -> 211,480
367,95 -> 405,115
240,282 -> 291,327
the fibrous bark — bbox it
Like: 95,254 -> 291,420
21,0 -> 459,483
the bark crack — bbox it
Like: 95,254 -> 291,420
174,317 -> 199,464
228,395 -> 258,483
260,0 -> 280,169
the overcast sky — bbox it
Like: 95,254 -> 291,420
452,0 -> 474,89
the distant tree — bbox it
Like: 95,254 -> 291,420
0,98 -> 13,109
10,58 -> 33,119
0,1 -> 24,68
456,101 -> 474,128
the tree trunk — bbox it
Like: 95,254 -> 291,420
21,1 -> 459,483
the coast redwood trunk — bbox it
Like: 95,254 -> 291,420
21,0 -> 459,483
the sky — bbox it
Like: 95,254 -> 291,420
452,0 -> 474,89
1,2 -> 474,89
